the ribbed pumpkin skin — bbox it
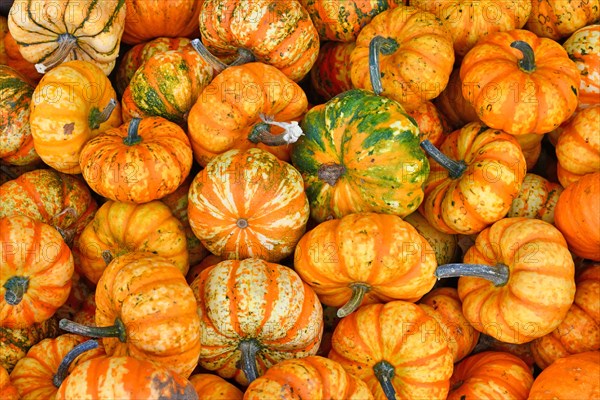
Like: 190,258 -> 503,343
554,172 -> 600,261
507,173 -> 563,224
187,62 -> 308,167
404,211 -> 458,265
434,68 -> 480,131
420,122 -> 527,235
55,356 -> 199,400
460,29 -> 580,135
199,0 -> 320,82
447,351 -> 534,400
0,66 -> 39,166
418,287 -> 479,363
528,351 -> 600,400
190,259 -> 323,386
526,0 -> 600,41
29,61 -> 122,174
555,105 -> 600,187
309,41 -> 355,101
0,365 -> 19,400
407,101 -> 451,148
122,0 -> 201,45
0,318 -> 59,373
294,213 -> 437,307
7,0 -> 126,75
301,0 -> 402,42
328,301 -> 453,400
10,334 -> 106,400
291,89 -> 429,222
0,215 -> 74,329
459,218 -> 576,344
96,252 -> 201,378
244,355 -> 374,400
350,5 -> 454,111
411,0 -> 532,57
75,200 -> 188,284
115,37 -> 192,96
3,30 -> 43,84
563,25 -> 600,109
189,374 -> 243,400
530,264 -> 600,369
79,117 -> 193,204
188,148 -> 309,262
0,169 -> 97,241
128,48 -> 214,125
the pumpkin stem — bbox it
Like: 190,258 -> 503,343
123,118 -> 143,146
102,250 -> 114,266
3,276 -> 29,305
420,139 -> 467,179
238,338 -> 261,384
190,38 -> 255,74
248,114 -> 304,146
89,99 -> 118,130
59,318 -> 127,342
510,41 -> 536,73
373,360 -> 396,400
369,36 -> 399,95
35,33 -> 78,74
236,218 -> 249,229
52,207 -> 78,246
53,339 -> 99,388
337,283 -> 371,318
435,263 -> 510,286
318,163 -> 346,187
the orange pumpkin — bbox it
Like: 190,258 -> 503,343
3,29 -> 43,84
350,4 -> 454,111
187,62 -> 308,166
404,211 -> 459,265
294,213 -> 437,317
75,200 -> 189,284
0,318 -> 59,373
434,68 -> 480,130
436,217 -> 576,344
528,351 -> 600,400
555,105 -> 600,187
526,0 -> 600,41
245,356 -> 374,400
530,264 -> 600,369
1,215 -> 73,329
60,252 -> 201,378
309,41 -> 355,101
447,351 -> 534,400
188,148 -> 309,262
328,301 -> 453,400
0,365 -> 19,400
554,171 -> 600,261
186,255 -> 223,285
189,373 -> 243,400
515,133 -> 544,171
563,25 -> 600,110
407,101 -> 451,148
507,173 -> 564,224
460,29 -> 581,135
190,258 -> 323,386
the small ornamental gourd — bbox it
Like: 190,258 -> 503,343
7,0 -> 126,75
294,213 -> 438,318
291,89 -> 430,222
436,217 -> 576,344
188,374 -> 243,400
328,301 -> 453,400
404,211 -> 458,266
59,252 -> 202,379
29,61 -> 122,174
507,173 -> 564,224
186,62 -> 308,167
79,117 -> 193,204
188,148 -> 309,263
190,258 -> 323,386
75,200 -> 189,284
0,365 -> 18,400
309,41 -> 355,101
1,318 -> 59,373
349,4 -> 454,111
1,215 -> 74,329
525,0 -> 600,41
434,68 -> 480,131
460,29 -> 581,135
563,25 -> 600,110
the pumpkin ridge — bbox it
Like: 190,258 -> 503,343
16,177 -> 54,222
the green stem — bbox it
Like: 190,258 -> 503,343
53,339 -> 99,388
89,99 -> 117,130
369,36 -> 399,95
3,276 -> 29,305
420,139 -> 467,179
435,263 -> 510,287
123,118 -> 142,146
190,38 -> 255,74
317,163 -> 346,187
510,41 -> 536,72
373,360 -> 396,400
337,283 -> 370,318
59,318 -> 127,342
35,33 -> 78,74
239,338 -> 261,384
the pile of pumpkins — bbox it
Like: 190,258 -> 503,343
1,0 -> 599,399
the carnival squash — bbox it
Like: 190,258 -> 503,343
507,173 -> 563,224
